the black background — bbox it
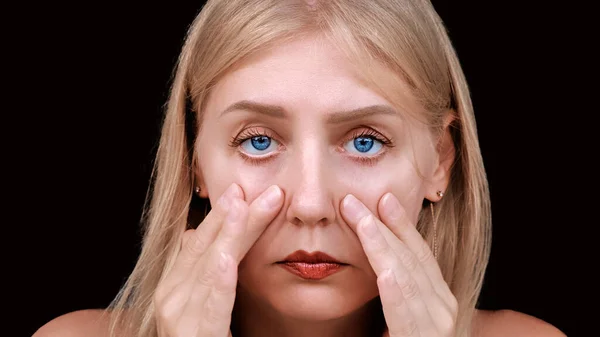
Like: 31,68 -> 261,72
21,1 -> 584,336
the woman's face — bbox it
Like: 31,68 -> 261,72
196,34 -> 450,320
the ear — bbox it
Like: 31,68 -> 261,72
425,112 -> 456,202
193,154 -> 209,198
194,176 -> 209,198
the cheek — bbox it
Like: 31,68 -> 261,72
390,167 -> 426,222
339,155 -> 425,222
201,147 -> 280,204
235,164 -> 281,203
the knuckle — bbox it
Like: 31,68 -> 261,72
367,230 -> 389,255
415,240 -> 434,263
399,277 -> 420,300
186,234 -> 209,256
399,249 -> 419,272
181,229 -> 195,245
197,267 -> 218,288
373,238 -> 390,257
196,253 -> 221,287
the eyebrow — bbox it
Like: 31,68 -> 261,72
219,100 -> 400,123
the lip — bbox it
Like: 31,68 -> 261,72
277,250 -> 348,280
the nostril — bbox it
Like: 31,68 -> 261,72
291,216 -> 329,227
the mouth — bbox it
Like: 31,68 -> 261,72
276,250 -> 348,280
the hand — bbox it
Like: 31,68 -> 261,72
341,193 -> 458,337
153,183 -> 284,337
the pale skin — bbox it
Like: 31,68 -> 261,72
34,35 -> 566,337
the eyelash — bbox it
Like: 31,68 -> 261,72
228,127 -> 394,166
343,128 -> 395,166
228,128 -> 281,165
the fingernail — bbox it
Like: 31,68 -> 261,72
381,193 -> 401,219
259,185 -> 282,209
343,194 -> 369,224
219,252 -> 230,272
360,215 -> 378,238
218,183 -> 240,208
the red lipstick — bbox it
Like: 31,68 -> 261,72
277,250 -> 347,280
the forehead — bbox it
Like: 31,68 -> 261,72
206,35 -> 415,118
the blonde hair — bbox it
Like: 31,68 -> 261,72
108,1 -> 491,336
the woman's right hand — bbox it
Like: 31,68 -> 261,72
153,183 -> 284,337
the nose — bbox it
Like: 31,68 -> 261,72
284,140 -> 336,227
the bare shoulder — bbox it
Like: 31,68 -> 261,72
33,309 -> 112,337
474,309 -> 567,337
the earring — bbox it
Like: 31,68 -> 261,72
194,186 -> 201,194
429,202 -> 439,260
429,191 -> 444,260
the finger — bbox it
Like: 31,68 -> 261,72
184,252 -> 238,336
229,184 -> 284,262
343,194 -> 455,323
177,184 -> 283,333
201,184 -> 283,268
159,183 -> 242,293
206,195 -> 251,264
187,183 -> 244,256
342,195 -> 404,275
378,193 -> 455,304
378,269 -> 419,337
355,216 -> 436,336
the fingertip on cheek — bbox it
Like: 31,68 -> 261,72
229,183 -> 245,200
259,185 -> 284,210
380,192 -> 401,219
342,194 -> 370,224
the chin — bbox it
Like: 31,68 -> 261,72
270,285 -> 372,320
238,264 -> 379,321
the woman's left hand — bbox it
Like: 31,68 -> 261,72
341,193 -> 458,337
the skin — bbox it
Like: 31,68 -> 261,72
33,34 -> 567,337
193,33 -> 452,336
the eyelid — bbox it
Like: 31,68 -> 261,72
230,126 -> 393,166
229,126 -> 281,148
230,126 -> 284,165
341,127 -> 394,148
337,127 -> 394,165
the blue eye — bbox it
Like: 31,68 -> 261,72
241,136 -> 279,155
344,136 -> 383,156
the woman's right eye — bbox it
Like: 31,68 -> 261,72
240,135 -> 279,155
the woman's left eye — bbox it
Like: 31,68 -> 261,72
343,136 -> 383,156
240,135 -> 279,155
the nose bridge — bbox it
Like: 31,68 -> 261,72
285,137 -> 336,226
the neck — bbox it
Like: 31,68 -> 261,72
231,286 -> 385,337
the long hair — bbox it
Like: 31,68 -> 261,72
108,1 -> 491,336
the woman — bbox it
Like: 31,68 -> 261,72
35,0 -> 566,336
